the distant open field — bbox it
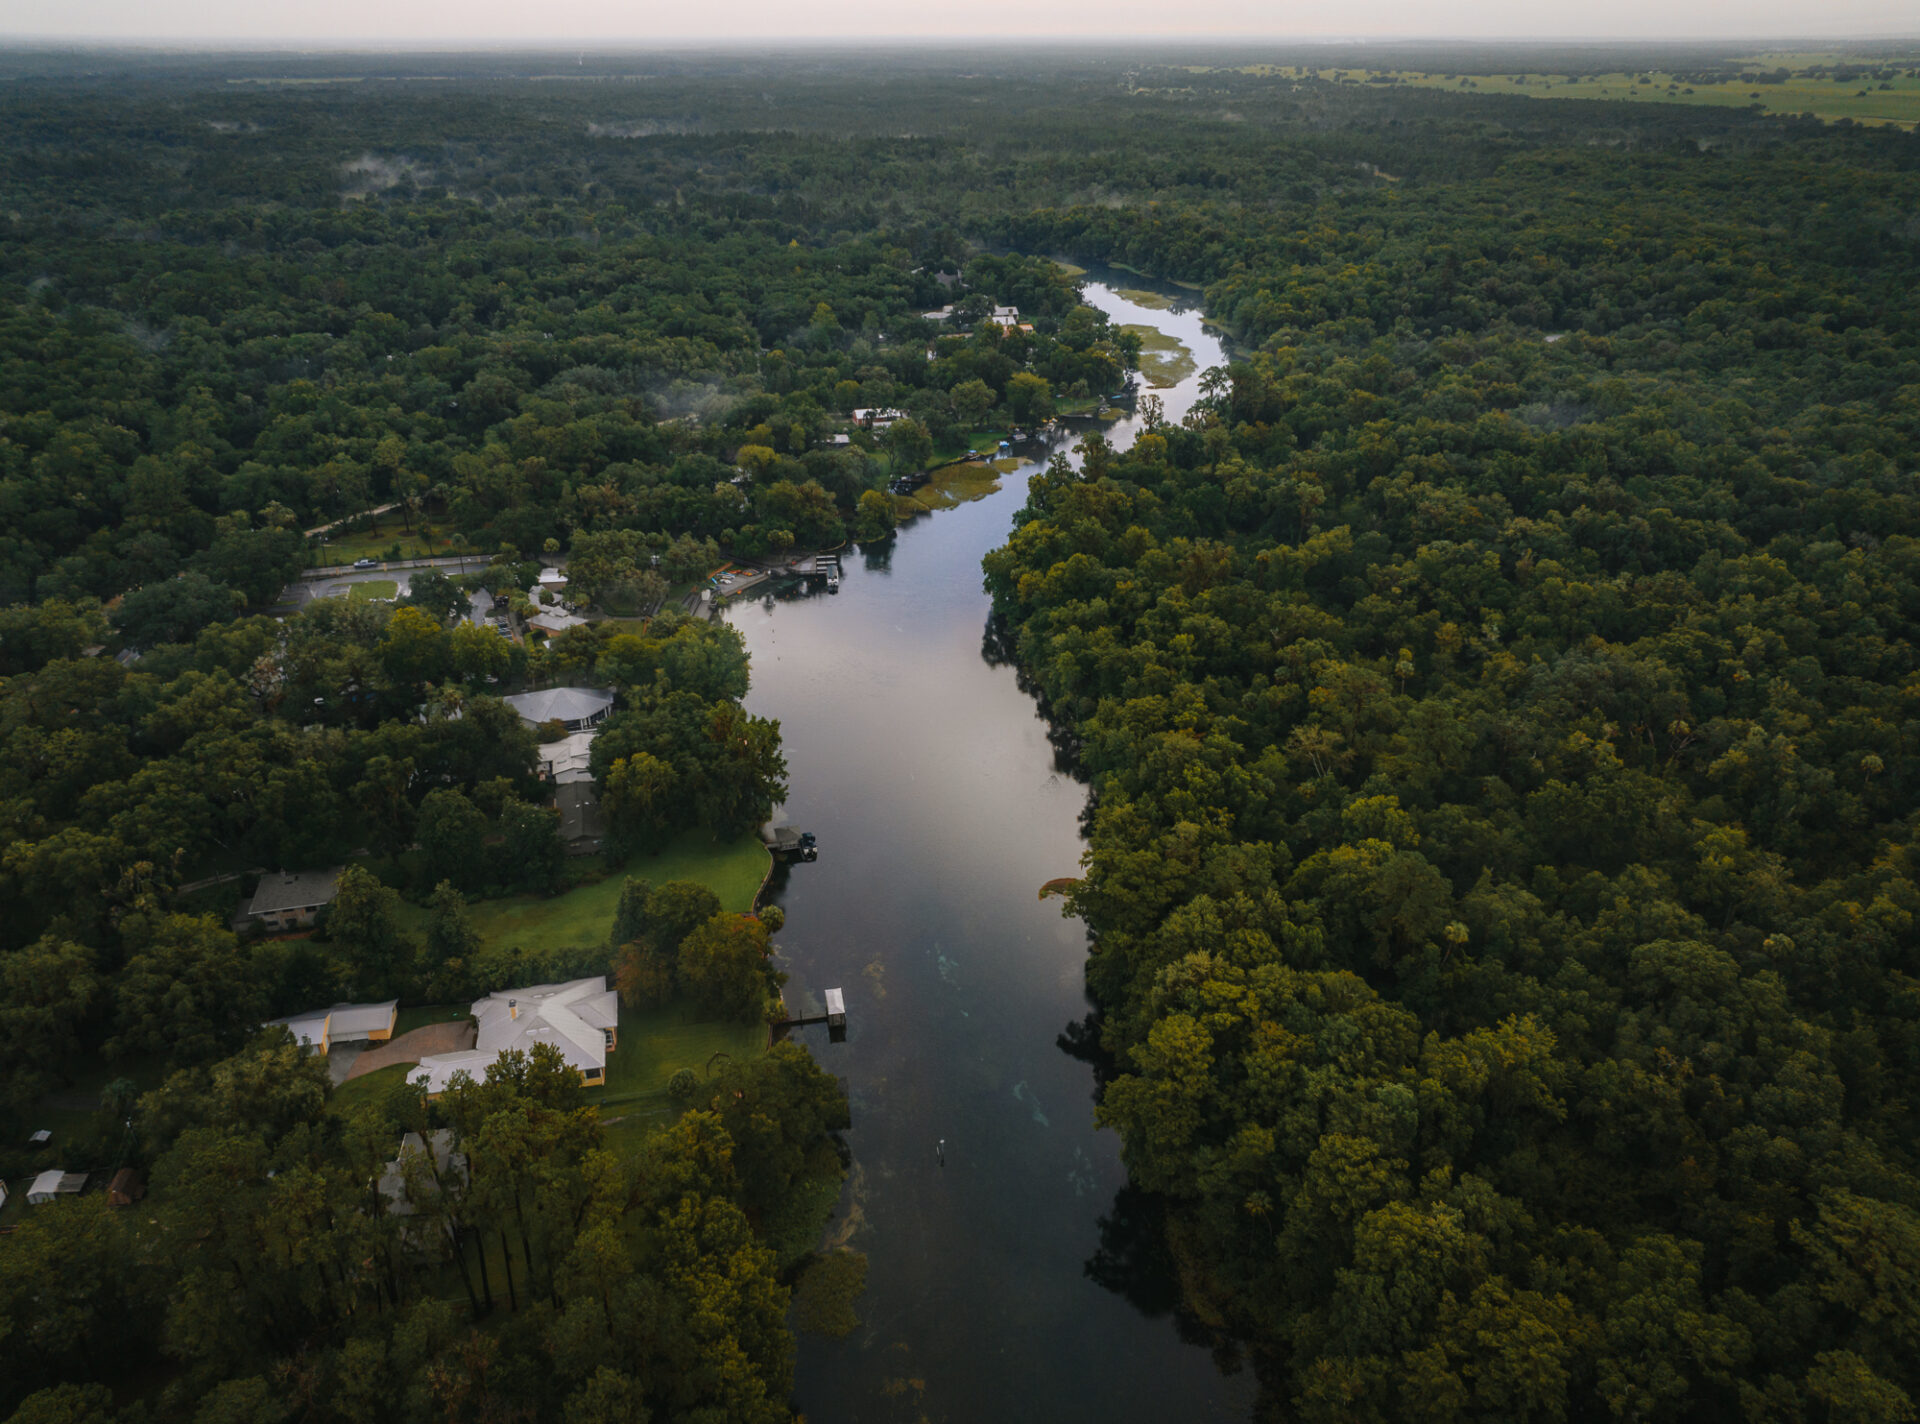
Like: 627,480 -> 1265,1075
1200,54 -> 1920,130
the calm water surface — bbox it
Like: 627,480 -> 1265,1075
730,275 -> 1253,1423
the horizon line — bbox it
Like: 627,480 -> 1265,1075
4,33 -> 1920,49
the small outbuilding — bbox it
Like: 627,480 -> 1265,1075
27,1170 -> 86,1205
108,1168 -> 145,1207
265,1000 -> 399,1056
825,987 -> 846,1028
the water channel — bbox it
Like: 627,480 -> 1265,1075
727,273 -> 1255,1422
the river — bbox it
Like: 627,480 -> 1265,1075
728,272 -> 1252,1423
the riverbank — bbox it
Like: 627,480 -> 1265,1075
724,274 -> 1251,1422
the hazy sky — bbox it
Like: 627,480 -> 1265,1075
1,0 -> 1914,42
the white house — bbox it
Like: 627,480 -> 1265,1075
536,730 -> 597,786
414,978 -> 619,1096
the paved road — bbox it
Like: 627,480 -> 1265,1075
281,556 -> 498,609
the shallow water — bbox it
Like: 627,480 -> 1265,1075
731,273 -> 1251,1423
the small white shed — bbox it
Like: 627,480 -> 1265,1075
824,987 -> 846,1028
27,1169 -> 86,1205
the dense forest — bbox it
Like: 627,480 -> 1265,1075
2,41 -> 1918,1424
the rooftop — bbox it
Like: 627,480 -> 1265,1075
416,977 -> 618,1093
501,686 -> 616,727
537,730 -> 597,785
248,867 -> 343,917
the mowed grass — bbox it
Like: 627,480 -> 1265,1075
347,579 -> 399,602
329,1062 -> 417,1115
598,1005 -> 766,1108
396,830 -> 771,959
314,515 -> 458,564
592,1005 -> 768,1155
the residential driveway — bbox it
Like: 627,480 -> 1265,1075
344,1020 -> 476,1080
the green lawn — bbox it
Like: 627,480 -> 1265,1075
598,1004 -> 766,1108
328,1062 -> 418,1115
313,514 -> 458,564
347,579 -> 399,602
396,1003 -> 474,1036
591,1003 -> 768,1153
397,830 -> 770,959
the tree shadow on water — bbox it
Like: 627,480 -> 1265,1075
1084,1185 -> 1241,1367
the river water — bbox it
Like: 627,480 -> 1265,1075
729,274 -> 1251,1423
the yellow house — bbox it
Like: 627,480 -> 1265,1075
265,1000 -> 398,1055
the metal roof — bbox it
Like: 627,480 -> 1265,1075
417,978 -> 618,1091
501,687 -> 615,726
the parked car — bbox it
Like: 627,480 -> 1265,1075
353,557 -> 379,569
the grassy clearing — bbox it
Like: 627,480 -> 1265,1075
598,1005 -> 766,1107
315,515 -> 458,564
1120,324 -> 1198,388
329,1062 -> 417,1115
1205,62 -> 1920,130
347,580 -> 399,602
396,830 -> 770,958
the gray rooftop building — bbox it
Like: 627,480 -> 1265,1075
247,868 -> 344,930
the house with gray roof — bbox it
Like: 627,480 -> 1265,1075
247,868 -> 344,932
414,978 -> 619,1095
501,687 -> 616,731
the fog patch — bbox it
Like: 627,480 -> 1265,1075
340,154 -> 433,199
123,316 -> 172,352
646,378 -> 741,425
587,119 -> 699,138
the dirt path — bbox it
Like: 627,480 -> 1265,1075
344,1020 -> 475,1080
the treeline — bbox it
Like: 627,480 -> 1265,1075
985,101 -> 1920,1423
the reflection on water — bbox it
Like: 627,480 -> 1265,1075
730,273 -> 1253,1422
